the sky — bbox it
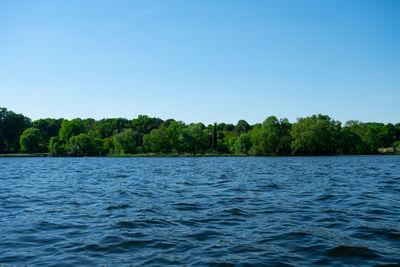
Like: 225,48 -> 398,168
1,0 -> 399,125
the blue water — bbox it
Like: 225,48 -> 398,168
0,156 -> 400,266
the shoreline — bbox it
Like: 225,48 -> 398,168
1,153 -> 399,158
0,154 -> 49,157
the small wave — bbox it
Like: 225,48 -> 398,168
266,183 -> 281,189
75,239 -> 153,253
107,174 -> 129,178
317,194 -> 335,201
142,256 -> 180,265
106,204 -> 130,210
273,231 -> 310,241
352,226 -> 400,241
172,202 -> 200,211
36,221 -> 85,231
117,221 -> 136,228
327,245 -> 380,259
116,218 -> 173,229
222,208 -> 251,217
187,230 -> 220,241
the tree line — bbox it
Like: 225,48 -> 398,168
1,107 -> 399,156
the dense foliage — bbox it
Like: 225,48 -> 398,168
1,107 -> 399,156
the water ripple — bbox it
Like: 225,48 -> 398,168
0,156 -> 400,266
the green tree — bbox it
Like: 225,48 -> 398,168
212,122 -> 217,151
234,133 -> 251,154
132,115 -> 164,134
345,121 -> 384,154
342,120 -> 369,154
59,119 -> 84,142
395,123 -> 400,141
112,128 -> 138,154
131,115 -> 164,147
49,136 -> 64,156
103,137 -> 114,153
181,123 -> 211,154
291,115 -> 341,155
0,107 -> 32,153
218,131 -> 236,153
89,118 -> 130,139
364,124 -> 383,153
217,123 -> 235,132
261,116 -> 281,155
144,125 -> 171,153
394,140 -> 400,151
235,120 -> 250,136
166,121 -> 186,153
67,134 -> 104,156
278,118 -> 292,155
379,123 -> 396,147
19,128 -> 41,153
33,118 -> 63,151
248,124 -> 264,156
247,117 -> 292,156
339,125 -> 362,154
83,118 -> 96,134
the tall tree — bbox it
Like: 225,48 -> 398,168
33,118 -> 63,150
212,122 -> 217,151
261,116 -> 281,155
0,107 -> 32,153
66,134 -> 104,156
143,125 -> 171,153
379,123 -> 396,147
181,123 -> 211,154
58,119 -> 84,142
235,120 -> 250,136
234,133 -> 251,154
166,121 -> 186,153
19,128 -> 41,153
291,115 -> 341,155
113,129 -> 139,154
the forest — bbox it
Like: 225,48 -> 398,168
1,107 -> 399,156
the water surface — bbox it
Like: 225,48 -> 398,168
1,156 -> 400,266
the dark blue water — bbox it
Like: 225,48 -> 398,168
1,156 -> 400,266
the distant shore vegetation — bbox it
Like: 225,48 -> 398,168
1,107 -> 399,157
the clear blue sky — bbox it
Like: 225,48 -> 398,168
1,0 -> 399,125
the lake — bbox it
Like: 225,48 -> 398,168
0,156 -> 399,266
